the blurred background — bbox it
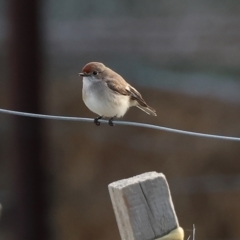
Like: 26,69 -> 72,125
0,0 -> 240,239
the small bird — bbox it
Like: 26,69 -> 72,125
79,62 -> 157,126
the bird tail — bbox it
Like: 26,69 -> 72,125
136,105 -> 157,116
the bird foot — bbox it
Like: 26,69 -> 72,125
94,116 -> 102,126
108,118 -> 115,126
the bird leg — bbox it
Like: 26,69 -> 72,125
108,117 -> 115,126
94,116 -> 102,126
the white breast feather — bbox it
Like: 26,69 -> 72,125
82,77 -> 130,117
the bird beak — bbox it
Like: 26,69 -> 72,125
79,72 -> 90,77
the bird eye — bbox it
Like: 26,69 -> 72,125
93,71 -> 98,75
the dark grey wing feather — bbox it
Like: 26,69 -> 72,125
126,86 -> 148,107
126,85 -> 157,116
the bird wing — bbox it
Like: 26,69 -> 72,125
126,85 -> 148,107
106,80 -> 148,107
106,80 -> 130,96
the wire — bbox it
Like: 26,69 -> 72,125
0,108 -> 240,142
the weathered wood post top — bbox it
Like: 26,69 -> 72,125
108,171 -> 184,240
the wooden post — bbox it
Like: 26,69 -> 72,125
108,172 -> 184,240
8,0 -> 48,239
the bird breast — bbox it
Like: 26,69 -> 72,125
82,77 -> 130,117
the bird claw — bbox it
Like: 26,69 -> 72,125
108,118 -> 115,126
94,116 -> 102,126
94,116 -> 115,126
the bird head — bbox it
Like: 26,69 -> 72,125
79,62 -> 106,80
